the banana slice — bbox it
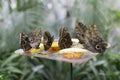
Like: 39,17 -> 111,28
58,48 -> 91,54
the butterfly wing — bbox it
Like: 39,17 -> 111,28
43,31 -> 54,50
58,27 -> 73,49
84,25 -> 107,53
28,29 -> 42,49
75,21 -> 87,44
19,32 -> 32,51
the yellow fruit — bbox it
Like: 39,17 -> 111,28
30,48 -> 41,54
48,41 -> 61,52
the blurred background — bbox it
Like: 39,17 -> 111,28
0,0 -> 120,80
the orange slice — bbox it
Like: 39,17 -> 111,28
63,52 -> 83,59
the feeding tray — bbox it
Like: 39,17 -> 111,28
15,39 -> 98,64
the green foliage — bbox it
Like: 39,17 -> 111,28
0,0 -> 120,80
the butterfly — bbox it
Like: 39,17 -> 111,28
19,32 -> 32,51
19,29 -> 42,51
75,21 -> 107,53
58,27 -> 73,49
43,31 -> 54,50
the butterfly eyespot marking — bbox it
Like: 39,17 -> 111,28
95,45 -> 101,50
81,34 -> 84,37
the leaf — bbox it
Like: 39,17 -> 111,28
7,66 -> 23,74
1,53 -> 19,67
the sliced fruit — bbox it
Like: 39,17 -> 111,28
63,52 -> 83,59
48,41 -> 61,52
58,48 -> 91,54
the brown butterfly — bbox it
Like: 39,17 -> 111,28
43,31 -> 54,50
19,32 -> 32,51
75,21 -> 107,53
58,27 -> 73,49
20,29 -> 42,51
